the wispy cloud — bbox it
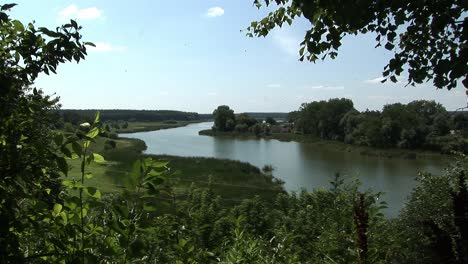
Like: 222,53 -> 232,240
267,83 -> 281,88
364,76 -> 406,84
59,4 -> 103,21
88,42 -> 126,52
206,7 -> 224,18
307,85 -> 345,90
273,29 -> 299,56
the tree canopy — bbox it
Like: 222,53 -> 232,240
290,98 -> 466,152
248,0 -> 467,91
213,105 -> 236,132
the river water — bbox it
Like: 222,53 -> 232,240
123,122 -> 450,217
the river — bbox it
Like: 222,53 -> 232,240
123,122 -> 450,217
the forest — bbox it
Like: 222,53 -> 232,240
289,99 -> 468,153
58,109 -> 202,124
1,1 -> 467,263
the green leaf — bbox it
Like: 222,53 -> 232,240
60,212 -> 68,224
1,4 -> 17,11
12,20 -> 24,31
56,157 -> 68,176
94,111 -> 100,124
384,42 -> 394,50
85,172 -> 93,179
65,197 -> 80,210
53,204 -> 63,217
153,161 -> 169,168
149,169 -> 163,177
72,142 -> 82,156
61,145 -> 73,158
86,127 -> 99,139
62,180 -> 74,187
85,187 -> 101,199
71,19 -> 78,28
93,153 -> 105,163
84,42 -> 96,47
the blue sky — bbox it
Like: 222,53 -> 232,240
9,0 -> 466,113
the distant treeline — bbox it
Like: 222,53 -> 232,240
57,109 -> 203,124
55,110 -> 289,125
242,112 -> 288,120
289,98 -> 468,153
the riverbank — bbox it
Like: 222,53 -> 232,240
116,120 -> 206,134
68,135 -> 284,203
198,129 -> 448,160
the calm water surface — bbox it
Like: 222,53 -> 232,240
123,122 -> 450,217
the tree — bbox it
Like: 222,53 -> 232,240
213,105 -> 236,132
0,3 -> 92,261
248,0 -> 467,90
237,113 -> 258,127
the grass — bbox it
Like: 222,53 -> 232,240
116,121 -> 200,134
67,134 -> 284,205
199,129 -> 448,160
67,136 -> 146,193
152,155 -> 285,203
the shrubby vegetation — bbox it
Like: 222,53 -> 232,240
290,98 -> 467,153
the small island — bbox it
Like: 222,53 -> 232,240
200,99 -> 468,159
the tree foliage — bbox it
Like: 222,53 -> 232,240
0,3 -> 92,262
213,105 -> 236,132
248,0 -> 467,90
291,98 -> 466,152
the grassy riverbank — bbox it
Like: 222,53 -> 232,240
68,135 -> 284,203
116,120 -> 203,134
199,129 -> 449,160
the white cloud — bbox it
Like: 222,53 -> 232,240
206,7 -> 224,18
364,76 -> 406,84
88,42 -> 126,52
59,4 -> 103,21
307,85 -> 345,90
267,83 -> 281,88
273,29 -> 299,56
